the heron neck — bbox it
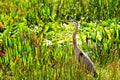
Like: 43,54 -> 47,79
73,23 -> 78,48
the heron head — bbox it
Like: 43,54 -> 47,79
61,20 -> 78,26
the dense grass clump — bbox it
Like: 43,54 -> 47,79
0,0 -> 120,80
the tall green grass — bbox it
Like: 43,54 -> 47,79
0,0 -> 120,80
0,19 -> 120,79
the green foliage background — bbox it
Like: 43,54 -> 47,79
0,0 -> 120,79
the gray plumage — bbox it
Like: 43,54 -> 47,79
62,20 -> 98,77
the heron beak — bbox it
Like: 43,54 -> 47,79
61,20 -> 69,24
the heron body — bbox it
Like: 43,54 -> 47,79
62,20 -> 98,77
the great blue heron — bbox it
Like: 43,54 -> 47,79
62,20 -> 98,77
